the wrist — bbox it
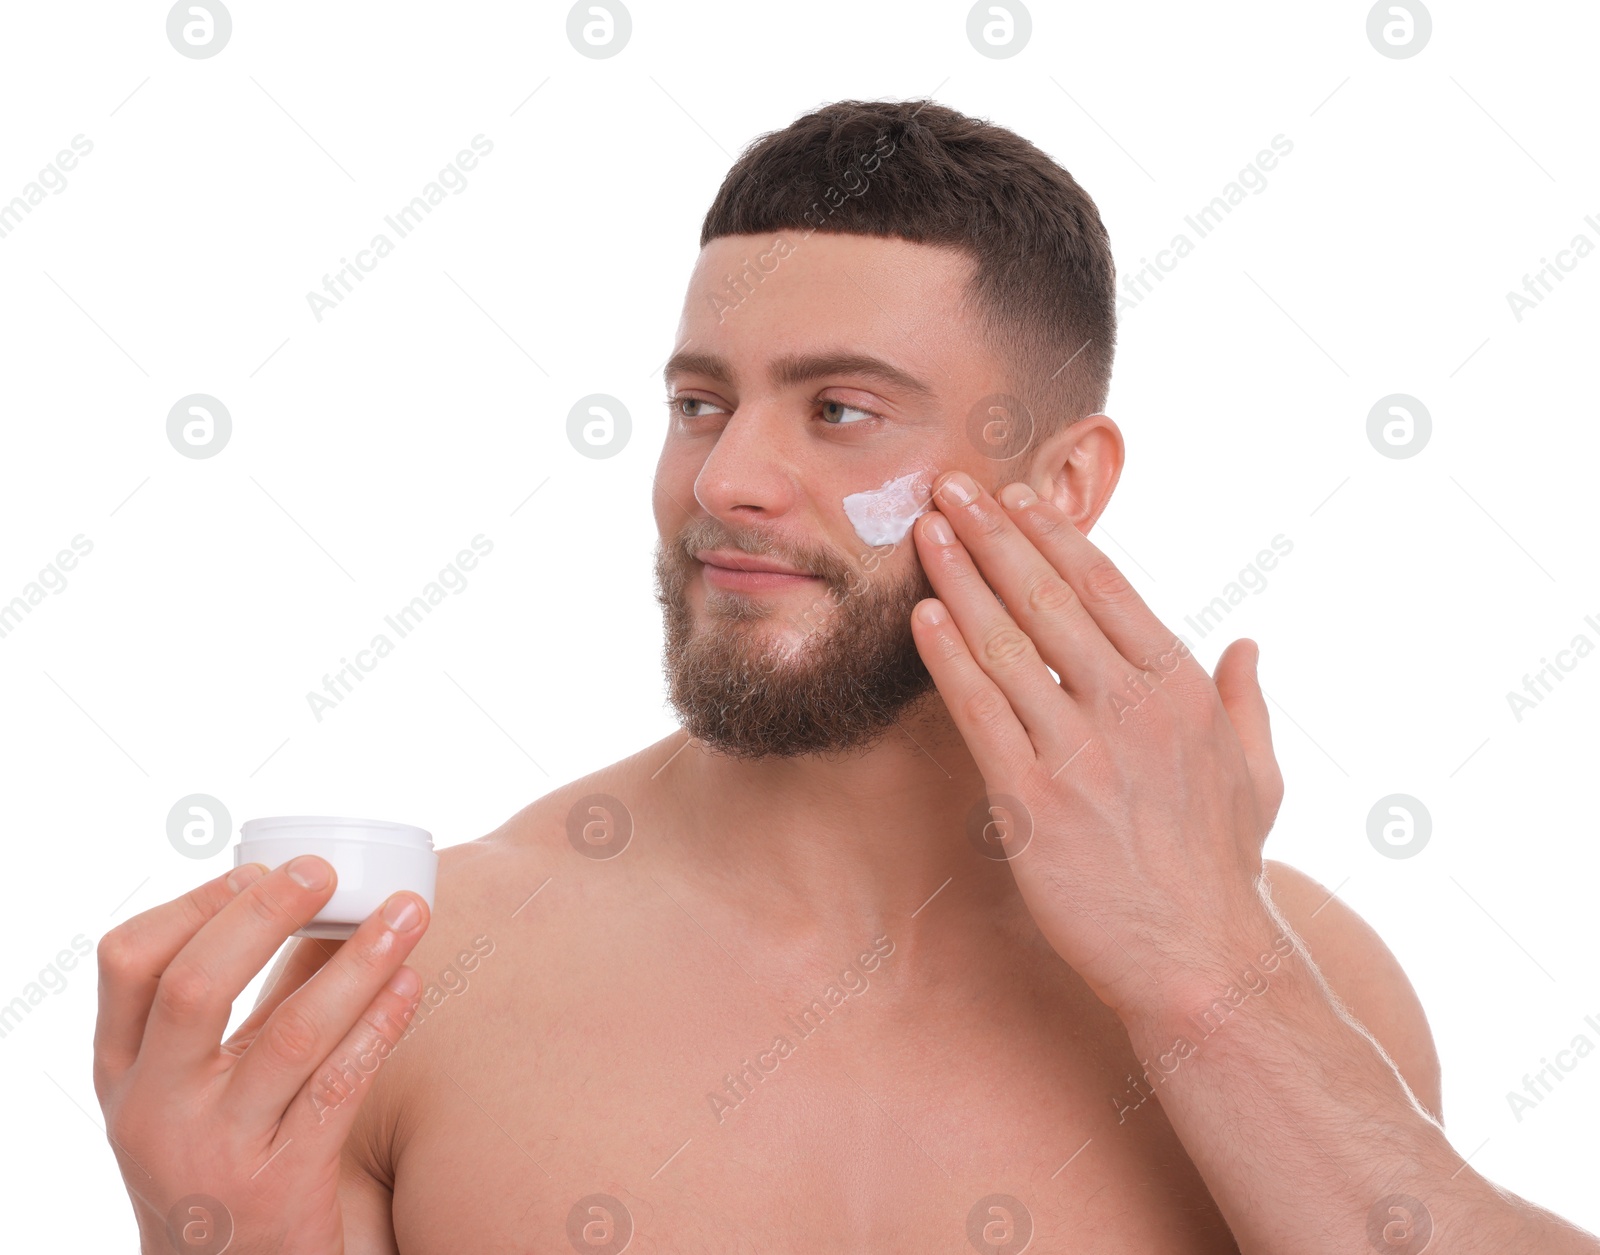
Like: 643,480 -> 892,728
1115,903 -> 1298,1046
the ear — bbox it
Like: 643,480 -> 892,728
1026,413 -> 1125,533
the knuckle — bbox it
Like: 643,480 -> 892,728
238,881 -> 293,931
261,1004 -> 324,1069
154,963 -> 214,1019
96,929 -> 138,978
1024,574 -> 1080,621
1081,557 -> 1134,605
970,506 -> 1008,541
980,623 -> 1034,671
960,684 -> 1012,730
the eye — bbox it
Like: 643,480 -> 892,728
820,399 -> 878,426
665,395 -> 727,419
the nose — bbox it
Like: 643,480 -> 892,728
692,401 -> 802,526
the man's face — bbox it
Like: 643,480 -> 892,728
652,231 -> 1010,759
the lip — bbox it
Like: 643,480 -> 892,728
695,548 -> 821,591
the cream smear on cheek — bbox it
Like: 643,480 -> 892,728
841,469 -> 936,547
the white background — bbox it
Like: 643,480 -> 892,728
1,0 -> 1596,1246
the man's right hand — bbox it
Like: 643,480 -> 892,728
93,855 -> 431,1254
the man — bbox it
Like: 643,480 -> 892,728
96,99 -> 1597,1253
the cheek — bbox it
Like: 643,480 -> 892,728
841,469 -> 935,546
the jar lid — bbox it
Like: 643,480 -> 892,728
238,815 -> 434,851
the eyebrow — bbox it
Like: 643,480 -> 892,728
662,349 -> 937,403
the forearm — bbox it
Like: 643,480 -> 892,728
1121,910 -> 1597,1254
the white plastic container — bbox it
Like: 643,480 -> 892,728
235,816 -> 438,939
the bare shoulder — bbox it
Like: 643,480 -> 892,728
1261,858 -> 1444,1123
353,738 -> 676,1179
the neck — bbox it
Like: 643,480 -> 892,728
654,693 -> 1023,942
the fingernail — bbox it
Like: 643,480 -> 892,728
381,893 -> 421,932
917,599 -> 947,626
287,855 -> 331,890
999,481 -> 1037,510
939,472 -> 976,506
227,863 -> 267,893
387,966 -> 419,998
925,514 -> 956,545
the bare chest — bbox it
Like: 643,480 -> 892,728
379,924 -> 1238,1254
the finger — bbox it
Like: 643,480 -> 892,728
913,506 -> 1085,764
223,890 -> 430,1125
909,594 -> 1040,784
997,482 -> 1205,687
926,471 -> 1129,699
278,961 -> 422,1149
1214,638 -> 1283,838
94,862 -> 269,1090
135,855 -> 340,1081
222,935 -> 344,1058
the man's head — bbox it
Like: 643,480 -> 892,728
653,98 -> 1121,760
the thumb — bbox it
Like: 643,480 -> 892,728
1214,638 -> 1283,838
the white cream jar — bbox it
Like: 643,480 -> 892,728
235,816 -> 438,939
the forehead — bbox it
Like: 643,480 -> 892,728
674,232 -> 984,386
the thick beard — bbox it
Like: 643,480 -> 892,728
653,527 -> 940,760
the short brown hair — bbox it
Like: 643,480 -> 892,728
700,98 -> 1117,459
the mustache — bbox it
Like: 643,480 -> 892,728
669,518 -> 855,587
